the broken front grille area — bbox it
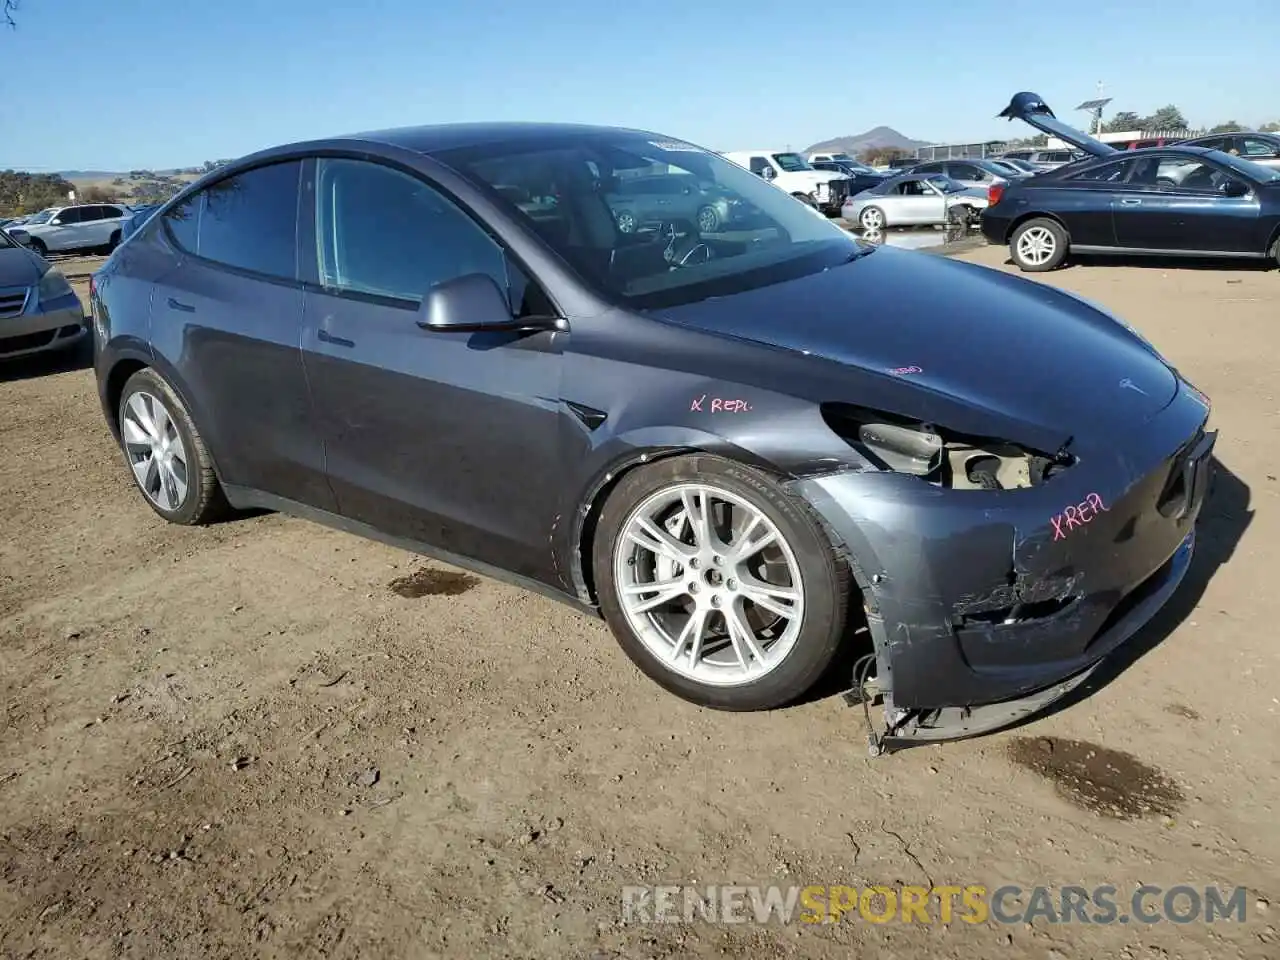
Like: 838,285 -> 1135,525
0,286 -> 32,319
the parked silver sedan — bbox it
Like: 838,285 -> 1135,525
0,228 -> 87,361
842,174 -> 989,231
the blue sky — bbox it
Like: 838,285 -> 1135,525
2,0 -> 1277,171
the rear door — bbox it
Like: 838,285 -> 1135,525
149,160 -> 334,510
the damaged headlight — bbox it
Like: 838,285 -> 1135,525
36,267 -> 73,305
823,405 -> 1073,490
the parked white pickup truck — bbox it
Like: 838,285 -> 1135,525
722,150 -> 853,216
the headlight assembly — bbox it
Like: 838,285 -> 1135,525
822,404 -> 1074,490
36,268 -> 73,304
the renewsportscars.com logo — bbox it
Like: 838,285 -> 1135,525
621,884 -> 1251,926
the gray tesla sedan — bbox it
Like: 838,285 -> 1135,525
0,228 -> 87,360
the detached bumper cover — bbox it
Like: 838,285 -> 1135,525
790,381 -> 1213,711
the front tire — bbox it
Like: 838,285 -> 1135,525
593,454 -> 850,711
1009,217 -> 1069,272
696,204 -> 721,233
30,238 -> 48,258
117,368 -> 229,525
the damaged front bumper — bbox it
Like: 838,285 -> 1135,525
789,381 -> 1213,742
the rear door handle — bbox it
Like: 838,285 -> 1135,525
317,328 -> 355,348
167,297 -> 195,313
1118,198 -> 1143,205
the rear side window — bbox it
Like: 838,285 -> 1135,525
314,157 -> 507,306
163,195 -> 200,251
1067,159 -> 1134,183
196,160 -> 301,280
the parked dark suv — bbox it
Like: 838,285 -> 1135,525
90,122 -> 1214,748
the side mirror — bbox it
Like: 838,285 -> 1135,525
1221,179 -> 1249,198
760,166 -> 776,181
415,273 -> 558,334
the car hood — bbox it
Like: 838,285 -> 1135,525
650,247 -> 1178,453
998,92 -> 1119,159
0,246 -> 45,287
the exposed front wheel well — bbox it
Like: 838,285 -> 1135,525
575,448 -> 691,606
1267,225 -> 1280,265
1005,211 -> 1068,244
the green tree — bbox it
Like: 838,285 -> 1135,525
1261,121 -> 1280,133
860,147 -> 909,166
1143,106 -> 1189,131
0,170 -> 76,216
1208,121 -> 1245,134
1104,111 -> 1143,133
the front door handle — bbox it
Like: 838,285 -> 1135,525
167,297 -> 195,313
1118,198 -> 1143,205
317,328 -> 355,348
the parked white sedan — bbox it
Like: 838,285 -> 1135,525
842,174 -> 989,231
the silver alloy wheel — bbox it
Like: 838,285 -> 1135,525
697,205 -> 720,233
1016,225 -> 1056,265
613,483 -> 806,687
616,210 -> 636,234
860,207 -> 883,230
121,391 -> 189,512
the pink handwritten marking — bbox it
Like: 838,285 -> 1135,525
1051,492 -> 1109,541
889,365 -> 923,376
692,397 -> 752,413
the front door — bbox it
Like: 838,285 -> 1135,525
895,179 -> 945,224
299,157 -> 568,583
1114,156 -> 1261,253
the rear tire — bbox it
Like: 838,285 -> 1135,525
859,206 -> 886,231
1009,217 -> 1069,272
593,454 -> 850,711
117,368 -> 229,526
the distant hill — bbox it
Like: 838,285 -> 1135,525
804,126 -> 931,156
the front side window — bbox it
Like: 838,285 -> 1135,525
315,158 -> 510,307
440,134 -> 857,309
196,160 -> 301,280
948,163 -> 982,180
1241,136 -> 1280,158
1148,158 -> 1235,193
770,152 -> 810,172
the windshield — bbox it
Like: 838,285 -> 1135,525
770,152 -> 812,172
1210,150 -> 1280,183
828,153 -> 855,164
440,133 -> 861,309
24,209 -> 56,225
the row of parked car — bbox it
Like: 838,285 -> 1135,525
723,113 -> 1280,274
0,201 -> 163,257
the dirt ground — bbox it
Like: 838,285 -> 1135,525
1,248 -> 1277,959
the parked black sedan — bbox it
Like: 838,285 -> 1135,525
808,159 -> 888,196
90,121 -> 1214,750
983,92 -> 1280,271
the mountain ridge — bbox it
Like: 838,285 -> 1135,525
804,125 -> 931,156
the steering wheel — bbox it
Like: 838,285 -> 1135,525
657,221 -> 714,267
